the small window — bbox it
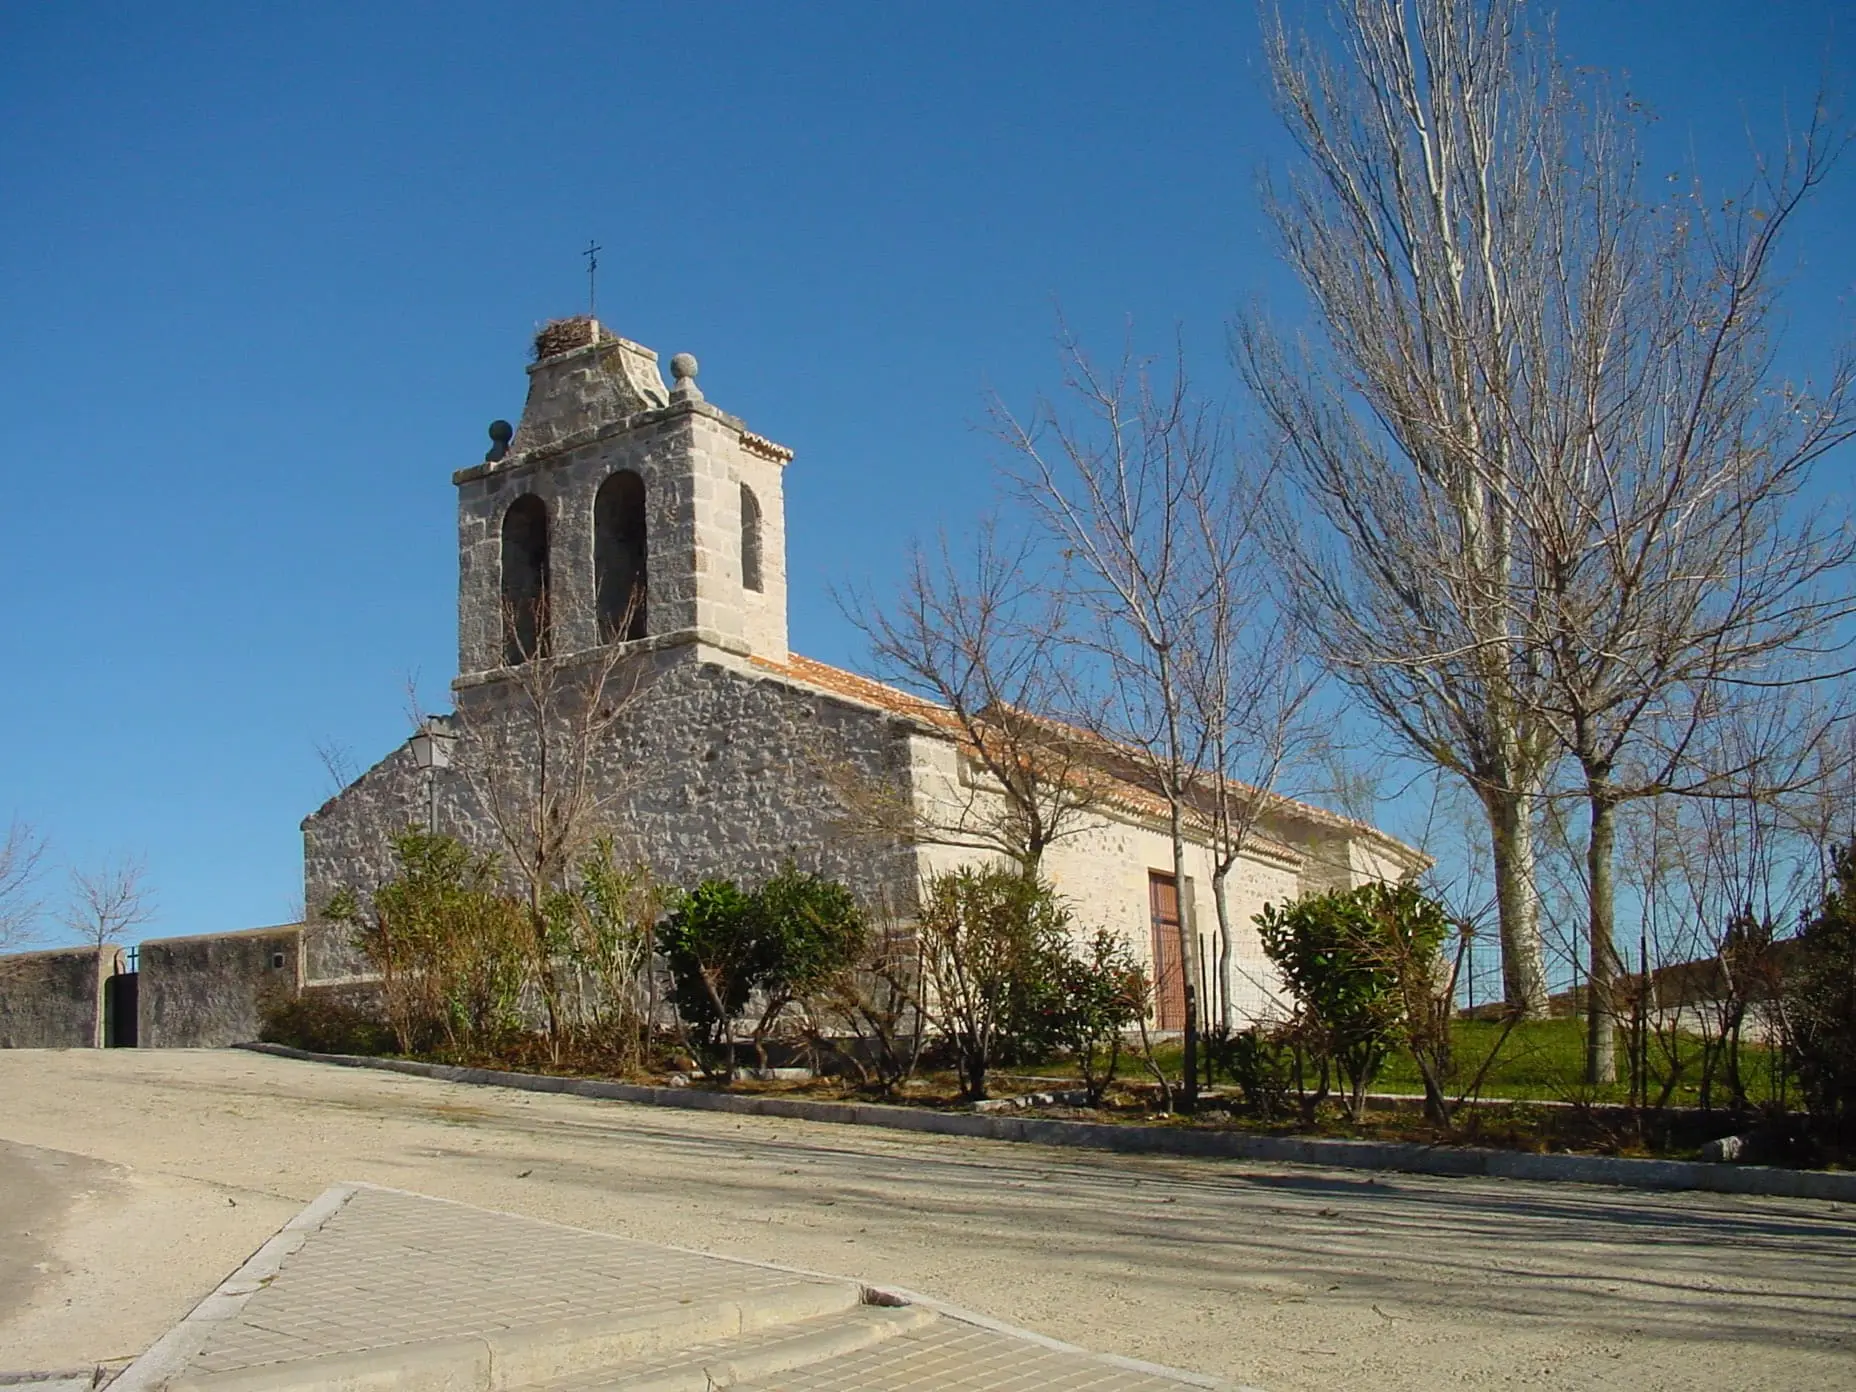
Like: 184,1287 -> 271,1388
270,951 -> 287,970
740,483 -> 764,593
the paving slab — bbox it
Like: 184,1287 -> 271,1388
741,1318 -> 1216,1392
110,1185 -> 1239,1392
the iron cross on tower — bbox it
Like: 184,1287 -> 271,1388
583,239 -> 603,320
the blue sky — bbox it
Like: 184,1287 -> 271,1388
3,1 -> 1851,945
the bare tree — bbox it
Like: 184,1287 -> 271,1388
449,595 -> 648,1053
63,856 -> 153,951
63,857 -> 154,1048
1555,689 -> 1851,1086
1250,0 -> 1855,1062
0,819 -> 47,953
1616,709 -> 1848,1109
843,521 -> 1105,871
1244,0 -> 1574,1017
1508,95 -> 1855,1081
999,333 -> 1232,1108
1176,455 -> 1324,1031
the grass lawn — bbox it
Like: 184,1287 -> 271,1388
1014,1016 -> 1787,1110
1377,1017 -> 1786,1107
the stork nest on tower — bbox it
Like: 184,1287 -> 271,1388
532,316 -> 612,361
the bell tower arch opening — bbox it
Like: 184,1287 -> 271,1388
595,469 -> 648,642
500,493 -> 552,664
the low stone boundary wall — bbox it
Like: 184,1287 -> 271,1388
0,946 -> 110,1048
239,1042 -> 1856,1202
139,925 -> 302,1048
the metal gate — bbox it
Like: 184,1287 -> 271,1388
104,945 -> 138,1047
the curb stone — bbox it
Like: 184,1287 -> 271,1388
237,1042 -> 1856,1202
607,1304 -> 936,1392
107,1184 -> 361,1392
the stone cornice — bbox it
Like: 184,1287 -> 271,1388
450,625 -> 750,691
453,398 -> 749,486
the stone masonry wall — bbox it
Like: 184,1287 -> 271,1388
0,946 -> 109,1047
905,734 -> 1301,1027
302,644 -> 918,984
301,739 -> 434,981
138,925 -> 303,1047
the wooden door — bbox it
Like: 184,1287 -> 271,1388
1149,872 -> 1187,1031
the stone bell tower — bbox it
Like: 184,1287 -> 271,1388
450,317 -> 792,686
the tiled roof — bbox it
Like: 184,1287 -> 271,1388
750,652 -> 1425,870
753,653 -> 953,726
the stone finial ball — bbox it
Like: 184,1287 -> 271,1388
488,419 -> 514,444
670,352 -> 699,382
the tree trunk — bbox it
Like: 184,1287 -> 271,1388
1170,802 -> 1199,1111
1723,1001 -> 1749,1112
1488,787 -> 1549,1018
1413,1047 -> 1452,1127
1584,781 -> 1619,1085
1212,867 -> 1235,1031
528,895 -> 564,1062
92,944 -> 107,1049
962,1042 -> 988,1101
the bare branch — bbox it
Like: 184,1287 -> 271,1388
62,856 -> 153,951
839,519 -> 1107,869
0,819 -> 47,952
314,740 -> 360,798
448,591 -> 650,1052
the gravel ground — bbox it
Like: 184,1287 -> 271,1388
0,1048 -> 1850,1391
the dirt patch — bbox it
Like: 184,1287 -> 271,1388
0,1140 -> 76,1333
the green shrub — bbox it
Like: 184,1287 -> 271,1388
1256,881 -> 1450,1121
756,868 -> 866,995
1040,929 -> 1148,1104
751,866 -> 866,1061
545,838 -> 661,1070
658,878 -> 761,1071
1212,1023 -> 1302,1121
914,865 -> 1073,1101
658,867 -> 867,1075
324,829 -> 528,1056
258,985 -> 395,1056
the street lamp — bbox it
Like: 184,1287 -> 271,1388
408,720 -> 455,833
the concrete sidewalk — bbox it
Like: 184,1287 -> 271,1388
108,1185 -> 1239,1392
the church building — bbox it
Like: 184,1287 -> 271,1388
301,317 -> 1425,1026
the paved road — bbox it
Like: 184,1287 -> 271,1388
0,1049 -> 1850,1390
